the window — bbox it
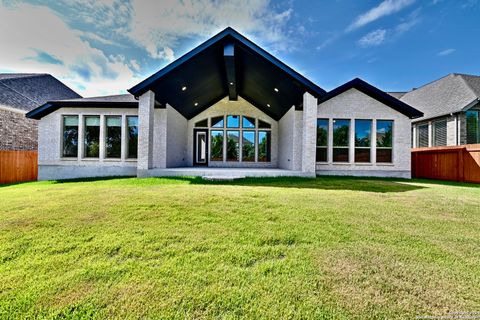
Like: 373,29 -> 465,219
195,119 -> 208,127
127,116 -> 138,159
211,116 -> 224,128
466,110 -> 480,144
316,119 -> 328,162
433,119 -> 447,146
258,120 -> 271,129
376,120 -> 393,163
226,130 -> 239,161
210,130 -> 224,161
355,120 -> 371,163
242,116 -> 255,128
84,116 -> 100,158
62,115 -> 78,157
242,131 -> 255,161
417,124 -> 429,148
226,115 -> 239,128
333,119 -> 350,162
258,131 -> 271,162
105,116 -> 122,158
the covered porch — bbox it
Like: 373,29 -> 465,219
128,27 -> 326,178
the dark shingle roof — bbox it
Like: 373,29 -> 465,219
0,73 -> 80,112
400,73 -> 480,122
49,94 -> 136,104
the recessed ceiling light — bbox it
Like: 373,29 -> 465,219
266,103 -> 271,108
274,87 -> 279,92
182,86 -> 187,91
194,102 -> 198,106
230,82 -> 234,86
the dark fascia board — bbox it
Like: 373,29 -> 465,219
319,78 -> 424,119
26,100 -> 144,120
128,27 -> 326,98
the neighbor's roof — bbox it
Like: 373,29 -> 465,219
387,91 -> 407,99
0,73 -> 80,112
128,27 -> 327,121
400,73 -> 480,122
26,94 -> 140,120
319,78 -> 423,119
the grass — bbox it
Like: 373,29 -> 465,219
0,176 -> 479,319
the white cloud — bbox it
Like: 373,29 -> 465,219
126,0 -> 295,59
0,2 -> 142,97
437,48 -> 456,56
347,0 -> 415,31
358,29 -> 387,47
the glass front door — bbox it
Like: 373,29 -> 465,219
194,129 -> 208,165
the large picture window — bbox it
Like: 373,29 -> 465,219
258,131 -> 271,162
226,130 -> 239,161
355,120 -> 371,163
127,116 -> 138,158
333,119 -> 350,162
316,119 -> 328,162
210,130 -> 224,161
62,115 -> 78,158
105,116 -> 122,158
84,116 -> 100,158
206,115 -> 271,163
242,131 -> 255,161
466,110 -> 480,144
377,120 -> 393,163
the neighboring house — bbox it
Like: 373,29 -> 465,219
0,73 -> 80,151
399,73 -> 480,148
26,27 -> 422,180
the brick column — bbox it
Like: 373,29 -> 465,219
302,91 -> 317,175
137,90 -> 155,173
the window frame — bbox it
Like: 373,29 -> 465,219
376,119 -> 394,163
417,123 -> 429,148
316,118 -> 328,163
432,119 -> 447,147
354,119 -> 372,163
126,115 -> 138,159
104,115 -> 122,159
466,110 -> 480,144
332,119 -> 350,163
83,115 -> 101,159
61,115 -> 79,159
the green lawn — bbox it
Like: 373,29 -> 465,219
0,177 -> 479,319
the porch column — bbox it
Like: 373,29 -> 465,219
137,90 -> 155,173
302,91 -> 317,175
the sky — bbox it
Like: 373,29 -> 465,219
0,0 -> 479,97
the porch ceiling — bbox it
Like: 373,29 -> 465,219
128,27 -> 326,121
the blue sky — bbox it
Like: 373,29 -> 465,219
0,0 -> 479,96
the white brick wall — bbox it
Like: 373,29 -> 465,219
316,88 -> 412,178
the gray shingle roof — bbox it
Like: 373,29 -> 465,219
0,73 -> 80,112
50,94 -> 136,103
387,92 -> 407,99
400,73 -> 480,122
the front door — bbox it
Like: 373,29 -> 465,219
194,129 -> 208,166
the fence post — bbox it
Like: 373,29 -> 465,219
458,148 -> 464,182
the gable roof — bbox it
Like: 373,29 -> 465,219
128,27 -> 326,120
26,94 -> 140,120
0,74 -> 80,112
400,73 -> 480,122
319,78 -> 423,119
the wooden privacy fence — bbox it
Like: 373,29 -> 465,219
412,144 -> 480,183
0,150 -> 38,184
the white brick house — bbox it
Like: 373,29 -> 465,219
27,27 -> 422,180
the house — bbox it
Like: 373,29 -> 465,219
26,27 -> 422,180
0,73 -> 80,151
400,73 -> 480,148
